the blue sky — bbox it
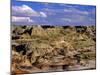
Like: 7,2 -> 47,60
12,0 -> 96,26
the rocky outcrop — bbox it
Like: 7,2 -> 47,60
12,25 -> 96,74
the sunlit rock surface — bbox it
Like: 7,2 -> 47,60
11,25 -> 96,74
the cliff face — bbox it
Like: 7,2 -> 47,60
11,25 -> 96,74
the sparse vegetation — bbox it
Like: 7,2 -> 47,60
12,25 -> 96,74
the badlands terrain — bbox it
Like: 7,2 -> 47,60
11,25 -> 96,74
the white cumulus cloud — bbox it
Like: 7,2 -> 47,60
12,5 -> 39,17
12,5 -> 47,18
12,16 -> 34,22
40,12 -> 47,17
